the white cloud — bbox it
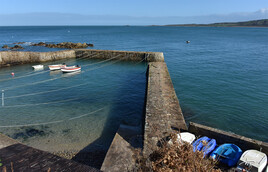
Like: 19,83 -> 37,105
259,8 -> 268,14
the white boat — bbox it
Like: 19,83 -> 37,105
32,65 -> 44,70
48,64 -> 66,71
61,66 -> 81,73
236,150 -> 267,172
62,65 -> 76,69
177,132 -> 196,144
168,132 -> 196,145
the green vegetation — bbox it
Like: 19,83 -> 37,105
166,19 -> 268,27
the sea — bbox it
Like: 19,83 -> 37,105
0,26 -> 267,155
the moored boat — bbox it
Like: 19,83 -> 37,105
32,65 -> 44,70
48,64 -> 66,71
192,136 -> 217,157
177,132 -> 196,144
61,65 -> 81,73
210,143 -> 242,167
192,136 -> 210,152
201,139 -> 216,157
236,150 -> 267,172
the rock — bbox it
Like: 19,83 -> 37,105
2,45 -> 24,50
32,42 -> 46,46
31,42 -> 94,49
2,45 -> 9,49
13,42 -> 25,44
26,128 -> 45,137
11,45 -> 24,50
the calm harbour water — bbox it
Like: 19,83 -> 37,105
0,26 -> 267,152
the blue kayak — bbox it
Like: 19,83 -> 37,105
210,143 -> 242,167
192,136 -> 210,152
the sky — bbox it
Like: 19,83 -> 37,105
0,0 -> 268,25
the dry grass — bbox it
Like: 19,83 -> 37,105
133,133 -> 221,172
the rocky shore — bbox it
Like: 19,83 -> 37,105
32,42 -> 94,49
2,45 -> 24,50
1,42 -> 94,51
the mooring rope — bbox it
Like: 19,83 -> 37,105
82,58 -> 122,72
0,106 -> 106,128
76,52 -> 102,61
82,54 -> 122,68
5,82 -> 88,99
0,70 -> 49,82
3,59 -> 145,100
0,52 -> 102,82
2,76 -> 60,91
1,56 -> 123,91
2,97 -> 80,108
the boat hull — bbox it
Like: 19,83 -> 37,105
48,64 -> 66,71
61,67 -> 81,73
32,65 -> 44,70
210,143 -> 242,167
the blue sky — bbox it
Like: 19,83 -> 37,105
0,0 -> 268,25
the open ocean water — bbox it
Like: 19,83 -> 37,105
0,26 -> 267,154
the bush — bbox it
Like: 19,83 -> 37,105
133,133 -> 221,172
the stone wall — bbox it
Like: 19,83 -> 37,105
188,122 -> 268,155
143,62 -> 187,156
0,49 -> 164,67
75,49 -> 164,62
0,50 -> 76,67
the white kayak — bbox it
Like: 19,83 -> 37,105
236,150 -> 267,172
48,64 -> 66,71
61,66 -> 81,73
32,65 -> 44,70
177,132 -> 196,144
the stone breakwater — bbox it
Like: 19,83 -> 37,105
0,49 -> 164,67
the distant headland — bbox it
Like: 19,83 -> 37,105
163,19 -> 268,27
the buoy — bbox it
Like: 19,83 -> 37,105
11,72 -> 14,76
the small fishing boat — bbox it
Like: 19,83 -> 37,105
61,65 -> 81,73
236,150 -> 267,172
177,132 -> 196,144
192,136 -> 217,157
48,64 -> 66,71
210,143 -> 242,167
32,65 -> 44,70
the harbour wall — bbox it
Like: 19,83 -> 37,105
0,49 -> 164,67
0,49 -> 267,171
0,50 -> 76,67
